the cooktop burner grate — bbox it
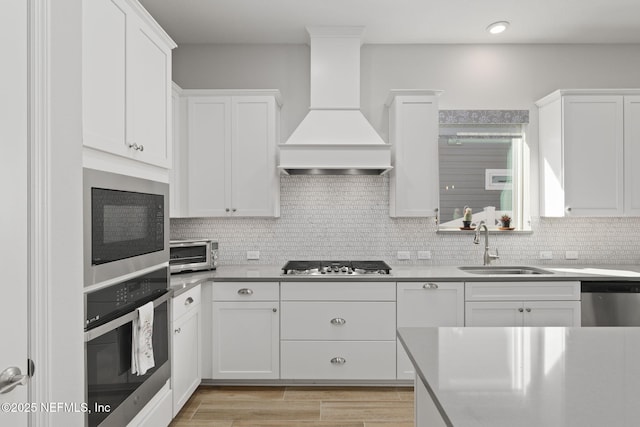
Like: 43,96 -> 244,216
281,260 -> 391,275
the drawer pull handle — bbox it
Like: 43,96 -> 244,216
330,357 -> 346,365
184,297 -> 194,306
237,288 -> 254,295
174,328 -> 181,334
518,308 -> 524,313
423,283 -> 439,289
330,317 -> 346,326
526,308 -> 531,312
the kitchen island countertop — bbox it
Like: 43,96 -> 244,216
398,326 -> 640,427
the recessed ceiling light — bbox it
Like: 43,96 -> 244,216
487,21 -> 510,35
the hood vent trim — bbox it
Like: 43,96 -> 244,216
278,26 -> 391,176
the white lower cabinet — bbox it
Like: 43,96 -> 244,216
171,285 -> 201,417
212,282 -> 280,380
464,281 -> 581,327
280,282 -> 396,381
396,282 -> 465,380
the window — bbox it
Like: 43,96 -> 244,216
437,110 -> 530,231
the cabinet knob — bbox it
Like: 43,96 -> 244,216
232,208 -> 237,212
518,308 -> 524,313
273,308 -> 277,313
526,308 -> 531,312
174,327 -> 181,334
237,288 -> 254,295
566,206 -> 572,213
423,283 -> 439,289
184,297 -> 194,306
330,357 -> 346,365
330,317 -> 346,326
225,208 -> 230,212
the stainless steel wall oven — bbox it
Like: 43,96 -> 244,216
83,168 -> 169,287
84,267 -> 170,427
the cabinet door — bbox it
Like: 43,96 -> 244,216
231,96 -> 278,216
523,301 -> 581,327
397,282 -> 464,379
82,0 -> 127,155
389,95 -> 439,217
128,14 -> 172,167
212,301 -> 279,379
563,95 -> 624,216
624,96 -> 640,215
187,97 -> 231,217
465,301 -> 524,326
172,306 -> 201,416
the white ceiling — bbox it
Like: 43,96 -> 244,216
139,0 -> 640,45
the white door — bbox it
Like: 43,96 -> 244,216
563,95 -> 624,216
523,301 -> 581,327
624,96 -> 640,215
0,0 -> 29,424
82,0 -> 127,156
465,301 -> 524,326
396,282 -> 464,379
172,306 -> 201,415
128,12 -> 172,167
187,97 -> 231,216
212,301 -> 279,379
231,96 -> 277,216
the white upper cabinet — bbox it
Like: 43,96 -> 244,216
83,0 -> 176,169
183,90 -> 281,217
386,90 -> 442,217
537,89 -> 640,216
624,96 -> 640,215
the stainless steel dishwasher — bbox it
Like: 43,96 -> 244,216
581,281 -> 640,326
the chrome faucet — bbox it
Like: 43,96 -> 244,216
473,220 -> 499,265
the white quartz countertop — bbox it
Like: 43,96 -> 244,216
398,326 -> 640,427
170,263 -> 640,296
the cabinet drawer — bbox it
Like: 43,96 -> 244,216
281,341 -> 396,380
172,285 -> 201,320
281,301 -> 396,340
281,282 -> 395,301
213,281 -> 279,301
465,281 -> 580,301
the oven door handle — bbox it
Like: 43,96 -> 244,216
84,291 -> 171,342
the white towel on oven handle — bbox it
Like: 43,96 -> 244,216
131,301 -> 155,376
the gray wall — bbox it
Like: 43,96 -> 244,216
172,43 -> 640,265
174,43 -> 640,140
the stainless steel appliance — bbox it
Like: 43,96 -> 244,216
169,239 -> 218,274
83,168 -> 169,287
84,267 -> 170,427
282,260 -> 391,275
581,281 -> 640,326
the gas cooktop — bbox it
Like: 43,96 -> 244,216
281,260 -> 392,275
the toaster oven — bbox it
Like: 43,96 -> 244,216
169,239 -> 218,274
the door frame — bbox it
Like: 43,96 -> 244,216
28,1 -> 85,425
28,0 -> 51,424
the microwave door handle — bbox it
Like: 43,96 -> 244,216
84,291 -> 171,342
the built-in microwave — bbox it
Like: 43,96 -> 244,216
83,168 -> 169,287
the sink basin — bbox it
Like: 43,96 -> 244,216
459,266 -> 553,275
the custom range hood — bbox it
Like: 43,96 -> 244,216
278,26 -> 392,175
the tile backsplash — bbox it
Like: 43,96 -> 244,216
171,175 -> 640,266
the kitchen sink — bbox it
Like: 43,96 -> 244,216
459,266 -> 554,275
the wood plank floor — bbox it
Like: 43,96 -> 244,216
170,386 -> 414,427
